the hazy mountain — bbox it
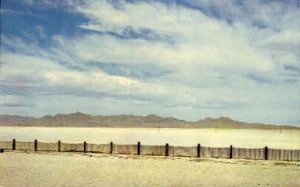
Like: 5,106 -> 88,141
0,113 -> 299,129
0,115 -> 35,126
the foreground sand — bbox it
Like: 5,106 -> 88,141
1,152 -> 300,187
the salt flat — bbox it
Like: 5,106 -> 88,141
0,152 -> 300,187
1,127 -> 300,149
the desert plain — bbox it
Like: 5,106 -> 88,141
1,127 -> 300,186
1,151 -> 300,187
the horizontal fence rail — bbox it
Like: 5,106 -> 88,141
1,139 -> 300,162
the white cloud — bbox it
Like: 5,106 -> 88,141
0,51 -> 206,108
0,95 -> 35,108
1,0 -> 300,125
266,29 -> 300,52
74,1 -> 277,72
181,0 -> 300,30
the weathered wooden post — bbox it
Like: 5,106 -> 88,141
34,139 -> 38,151
83,141 -> 87,153
264,146 -> 268,160
137,141 -> 141,155
230,145 -> 233,159
12,139 -> 16,150
165,143 -> 169,156
110,142 -> 113,154
58,140 -> 61,152
197,144 -> 201,158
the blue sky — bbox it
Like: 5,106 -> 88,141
1,0 -> 300,125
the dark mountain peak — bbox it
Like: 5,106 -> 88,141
145,114 -> 162,119
0,114 -> 31,118
0,115 -> 35,125
215,117 -> 237,123
144,114 -> 165,123
50,112 -> 87,117
200,117 -> 237,123
113,114 -> 139,118
218,116 -> 233,120
69,112 -> 88,116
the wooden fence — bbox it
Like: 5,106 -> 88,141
1,139 -> 300,161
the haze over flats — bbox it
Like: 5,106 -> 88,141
1,1 -> 300,126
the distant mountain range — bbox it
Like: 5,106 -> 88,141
0,112 -> 299,129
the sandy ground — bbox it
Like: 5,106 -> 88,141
1,152 -> 300,187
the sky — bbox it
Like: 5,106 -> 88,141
0,0 -> 300,125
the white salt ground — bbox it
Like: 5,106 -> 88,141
0,151 -> 300,187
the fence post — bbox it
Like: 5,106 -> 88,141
137,141 -> 141,155
12,139 -> 16,150
83,141 -> 87,153
264,146 -> 268,160
58,140 -> 61,152
34,139 -> 38,151
230,145 -> 233,159
110,142 -> 113,154
197,144 -> 201,158
165,143 -> 169,156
